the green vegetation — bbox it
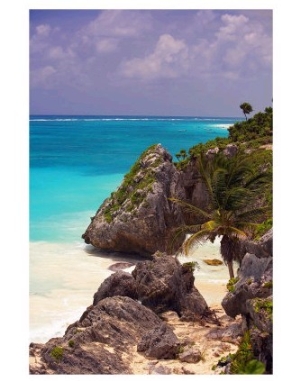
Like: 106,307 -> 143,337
229,331 -> 266,374
226,277 -> 239,292
170,150 -> 271,278
229,106 -> 272,143
182,261 -> 200,273
175,149 -> 188,162
50,346 -> 64,362
263,280 -> 273,289
253,298 -> 273,320
102,144 -> 161,222
239,102 -> 254,121
68,340 -> 75,348
170,106 -> 272,278
179,106 -> 273,163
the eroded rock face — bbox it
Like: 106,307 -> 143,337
137,323 -> 180,359
132,252 -> 215,323
82,144 -> 186,256
221,253 -> 273,318
30,296 -> 166,375
243,228 -> 273,258
221,234 -> 273,374
93,270 -> 137,305
92,253 -> 215,324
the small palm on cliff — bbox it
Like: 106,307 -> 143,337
240,102 -> 253,121
170,151 -> 270,279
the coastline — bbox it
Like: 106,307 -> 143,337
30,238 -> 232,344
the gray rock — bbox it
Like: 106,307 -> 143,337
221,253 -> 273,318
82,144 -> 186,256
137,323 -> 179,359
30,296 -> 164,375
148,364 -> 172,374
178,347 -> 202,363
93,270 -> 137,305
243,228 -> 273,258
221,248 -> 273,374
132,252 -> 214,322
222,144 -> 238,157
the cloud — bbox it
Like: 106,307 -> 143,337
77,10 -> 152,55
119,34 -> 188,80
188,12 -> 272,78
84,10 -> 152,38
216,14 -> 249,41
95,38 -> 119,54
30,10 -> 272,93
36,24 -> 51,37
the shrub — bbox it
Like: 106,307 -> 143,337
50,346 -> 64,362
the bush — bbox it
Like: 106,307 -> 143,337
50,346 -> 64,362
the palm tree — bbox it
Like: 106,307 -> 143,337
240,102 -> 253,121
170,151 -> 270,279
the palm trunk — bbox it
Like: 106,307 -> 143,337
227,260 -> 235,279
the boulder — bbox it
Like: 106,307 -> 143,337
132,252 -> 216,323
93,270 -> 137,305
30,296 -> 165,374
221,246 -> 273,374
82,144 -> 186,257
137,323 -> 179,359
221,253 -> 273,318
243,228 -> 273,258
178,347 -> 202,363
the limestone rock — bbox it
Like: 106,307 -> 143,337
30,296 -> 164,374
243,228 -> 273,258
221,249 -> 273,374
221,253 -> 273,318
137,323 -> 179,359
93,270 -> 137,305
82,144 -> 185,257
178,347 -> 202,363
132,252 -> 215,323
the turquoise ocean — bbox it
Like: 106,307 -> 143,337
29,115 -> 241,343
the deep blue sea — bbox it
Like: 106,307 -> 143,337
29,115 -> 241,343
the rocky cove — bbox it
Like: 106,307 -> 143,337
30,143 -> 273,375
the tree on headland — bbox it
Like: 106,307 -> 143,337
170,151 -> 270,279
240,102 -> 253,121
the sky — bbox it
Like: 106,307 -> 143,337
30,9 -> 272,117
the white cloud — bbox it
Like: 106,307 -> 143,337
84,10 -> 152,38
30,10 -> 272,93
189,12 -> 272,78
36,24 -> 51,37
119,34 -> 188,80
218,14 -> 249,39
95,38 -> 118,54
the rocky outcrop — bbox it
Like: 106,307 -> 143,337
81,144 -> 227,257
243,228 -> 273,258
221,253 -> 272,318
82,144 -> 186,256
221,229 -> 273,374
132,252 -> 216,322
93,270 -> 137,305
92,252 -> 216,324
30,296 -> 166,374
29,252 -> 225,375
137,323 -> 179,359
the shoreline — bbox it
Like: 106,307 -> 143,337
30,239 -> 230,344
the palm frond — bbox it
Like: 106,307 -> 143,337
182,228 -> 214,255
236,206 -> 270,222
169,198 -> 211,219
